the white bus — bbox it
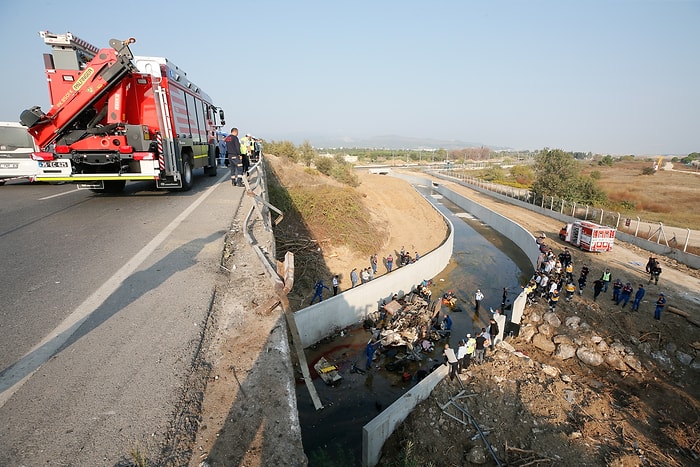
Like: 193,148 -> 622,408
0,122 -> 39,185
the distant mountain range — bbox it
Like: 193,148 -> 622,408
267,132 -> 505,151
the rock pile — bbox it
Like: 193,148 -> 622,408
513,300 -> 700,375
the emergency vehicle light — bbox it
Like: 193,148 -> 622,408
62,75 -> 75,82
55,145 -> 71,154
31,152 -> 55,161
118,145 -> 133,154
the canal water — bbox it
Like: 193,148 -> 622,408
296,183 -> 534,466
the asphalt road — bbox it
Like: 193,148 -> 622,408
0,168 -> 241,465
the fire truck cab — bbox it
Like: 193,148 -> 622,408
20,31 -> 225,193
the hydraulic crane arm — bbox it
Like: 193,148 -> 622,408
20,36 -> 138,150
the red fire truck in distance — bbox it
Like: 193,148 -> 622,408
20,31 -> 225,192
559,220 -> 616,252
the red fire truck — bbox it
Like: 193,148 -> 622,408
20,31 -> 225,192
559,220 -> 616,252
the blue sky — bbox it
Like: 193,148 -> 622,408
1,0 -> 698,155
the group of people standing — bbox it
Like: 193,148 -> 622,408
524,244 -> 668,320
309,248 -> 426,305
346,249 -> 422,292
442,317 -> 500,381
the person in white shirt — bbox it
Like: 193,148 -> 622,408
332,275 -> 339,296
456,340 -> 468,372
474,289 -> 484,312
443,343 -> 459,381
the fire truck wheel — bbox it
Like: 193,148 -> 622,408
204,164 -> 217,177
180,157 -> 194,191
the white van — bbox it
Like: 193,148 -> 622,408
0,121 -> 39,185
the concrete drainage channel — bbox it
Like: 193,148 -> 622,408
234,165 -> 538,466
295,173 -> 538,466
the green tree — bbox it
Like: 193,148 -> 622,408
531,148 -> 579,198
599,155 -> 614,166
572,176 -> 607,205
680,152 -> 700,164
509,165 -> 534,185
299,140 -> 317,167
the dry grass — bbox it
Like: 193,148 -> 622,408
580,159 -> 700,230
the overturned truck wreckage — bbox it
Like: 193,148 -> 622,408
365,291 -> 445,372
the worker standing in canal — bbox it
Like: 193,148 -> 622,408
474,289 -> 484,312
366,339 -> 378,370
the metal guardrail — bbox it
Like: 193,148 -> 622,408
434,169 -> 699,253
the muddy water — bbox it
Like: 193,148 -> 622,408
296,184 -> 534,466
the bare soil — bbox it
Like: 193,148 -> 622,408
186,165 -> 700,467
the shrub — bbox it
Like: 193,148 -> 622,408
331,164 -> 360,187
314,156 -> 334,176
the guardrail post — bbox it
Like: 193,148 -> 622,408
634,216 -> 640,237
615,212 -> 621,229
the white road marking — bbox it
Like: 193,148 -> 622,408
0,175 -> 229,408
38,188 -> 81,200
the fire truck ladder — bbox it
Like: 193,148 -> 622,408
152,81 -> 181,188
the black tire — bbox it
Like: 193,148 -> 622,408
180,156 -> 194,191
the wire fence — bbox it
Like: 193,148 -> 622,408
437,169 -> 699,255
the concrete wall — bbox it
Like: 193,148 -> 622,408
358,172 -> 543,467
362,364 -> 448,467
433,183 -> 541,270
435,174 -> 700,270
293,180 -> 454,348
